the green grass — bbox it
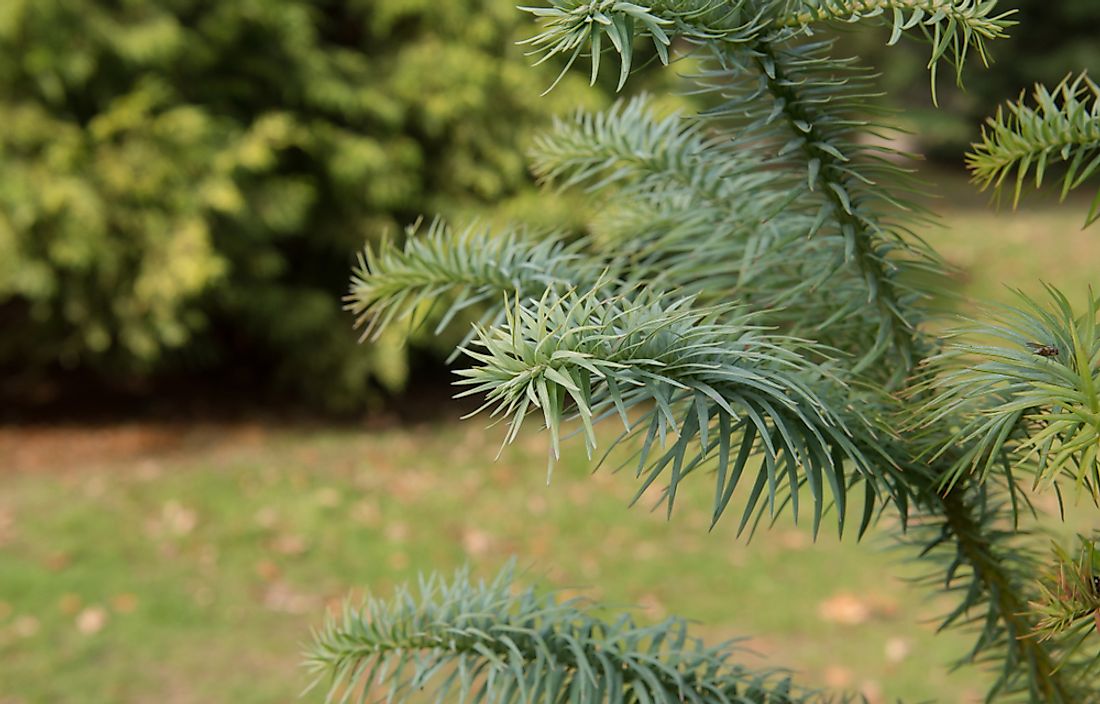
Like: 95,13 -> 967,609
919,171 -> 1099,309
0,423 -> 988,704
0,177 -> 1097,704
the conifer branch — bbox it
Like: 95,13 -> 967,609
530,96 -> 782,216
306,564 -> 839,704
967,73 -> 1100,227
913,286 -> 1100,496
694,40 -> 942,376
1028,537 -> 1100,652
346,219 -> 599,341
752,40 -> 917,373
456,287 -> 893,535
528,98 -> 833,311
921,487 -> 1087,702
856,419 -> 1087,701
773,1 -> 1011,92
832,317 -> 1091,700
334,5 -> 1098,702
520,0 -> 1013,95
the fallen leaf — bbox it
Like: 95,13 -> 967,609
161,500 -> 197,536
45,552 -> 71,572
111,593 -> 139,614
255,559 -> 281,582
384,522 -> 409,543
314,487 -> 341,508
566,484 -> 592,506
526,495 -> 548,516
391,472 -> 431,502
197,544 -> 218,570
58,593 -> 82,615
192,585 -> 214,607
253,506 -> 278,529
866,591 -> 900,618
461,528 -> 493,557
860,680 -> 883,704
83,476 -> 107,499
636,593 -> 667,619
136,459 -> 163,480
823,665 -> 852,688
13,615 -> 39,638
0,508 -> 15,546
271,533 -> 309,556
884,637 -> 910,663
818,593 -> 871,625
76,606 -> 108,635
778,530 -> 809,550
263,582 -> 317,614
349,499 -> 380,526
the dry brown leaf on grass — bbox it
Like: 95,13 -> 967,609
76,606 -> 108,635
818,593 -> 871,626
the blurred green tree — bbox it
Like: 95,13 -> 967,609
0,0 -> 636,410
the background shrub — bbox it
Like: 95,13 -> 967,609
0,0 -> 633,411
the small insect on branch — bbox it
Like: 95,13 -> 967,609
1027,342 -> 1060,358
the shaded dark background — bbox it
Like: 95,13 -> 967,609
1,0 -> 1096,420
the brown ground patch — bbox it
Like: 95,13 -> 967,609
0,423 -> 273,474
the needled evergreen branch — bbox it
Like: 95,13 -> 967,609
346,219 -> 599,342
519,0 -> 1012,96
776,0 -> 1007,37
695,40 -> 941,377
967,73 -> 1100,227
529,96 -> 783,216
773,1 -> 1012,96
306,564 -> 836,704
913,485 -> 1088,702
913,286 -> 1100,496
456,287 -> 894,535
332,3 -> 1096,701
861,397 -> 1082,699
1028,537 -> 1100,650
751,40 -> 916,374
519,0 -> 763,91
531,88 -> 941,373
827,332 -> 1090,701
528,97 -> 835,311
888,289 -> 1100,701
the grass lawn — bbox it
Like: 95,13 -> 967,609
0,175 -> 1097,704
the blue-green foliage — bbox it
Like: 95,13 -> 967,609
307,563 -> 832,704
328,2 -> 1100,701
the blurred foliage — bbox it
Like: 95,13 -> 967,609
841,0 -> 1100,161
0,0 -> 645,410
